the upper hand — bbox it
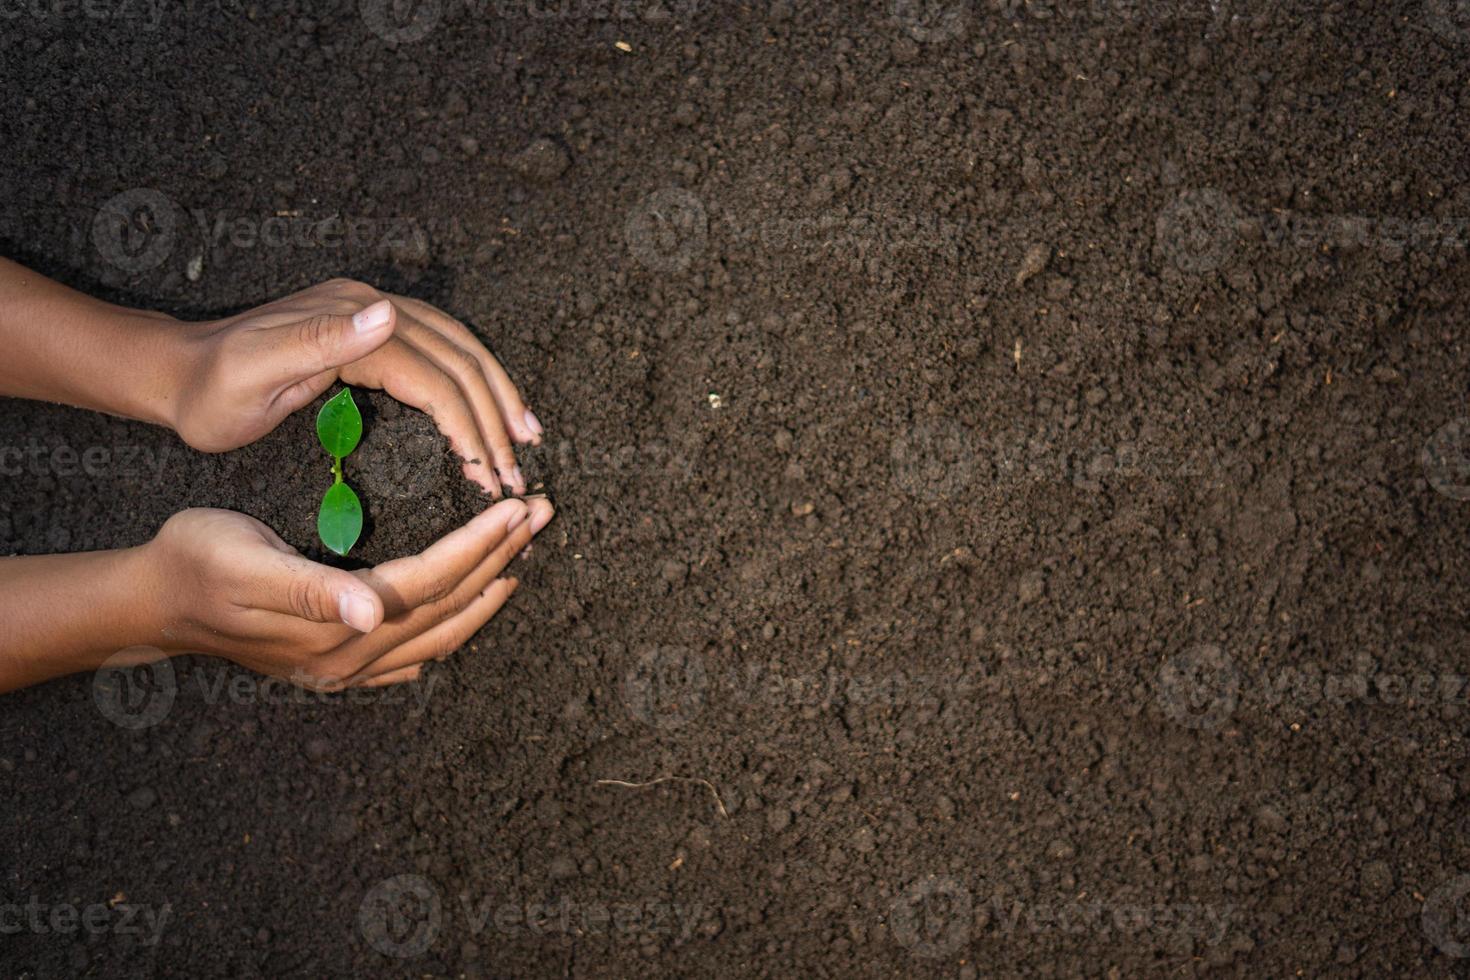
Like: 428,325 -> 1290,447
169,279 -> 543,497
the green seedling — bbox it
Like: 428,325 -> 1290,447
316,388 -> 363,556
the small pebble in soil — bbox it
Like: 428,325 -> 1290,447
1015,243 -> 1051,286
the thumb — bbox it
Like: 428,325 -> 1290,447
268,299 -> 396,382
252,549 -> 386,633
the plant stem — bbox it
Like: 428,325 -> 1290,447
332,456 -> 343,484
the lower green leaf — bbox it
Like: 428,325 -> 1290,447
318,481 -> 363,557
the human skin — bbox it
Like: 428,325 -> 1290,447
0,259 -> 553,693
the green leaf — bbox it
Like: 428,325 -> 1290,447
316,388 -> 362,459
318,482 -> 363,557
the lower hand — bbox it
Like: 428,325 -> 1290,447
139,497 -> 553,688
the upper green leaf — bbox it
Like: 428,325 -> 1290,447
316,388 -> 362,459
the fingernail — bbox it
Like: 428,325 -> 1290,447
505,504 -> 529,533
511,466 -> 526,492
530,501 -> 555,534
523,409 -> 544,437
352,300 -> 393,334
519,544 -> 533,560
339,592 -> 377,633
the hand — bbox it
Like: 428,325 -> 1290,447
138,497 -> 553,688
170,279 -> 543,497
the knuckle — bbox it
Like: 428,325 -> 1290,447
449,344 -> 481,376
421,568 -> 460,606
323,277 -> 378,302
285,574 -> 330,622
295,313 -> 339,363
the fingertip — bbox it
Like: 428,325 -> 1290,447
528,496 -> 555,534
352,299 -> 395,336
339,589 -> 382,633
473,497 -> 529,535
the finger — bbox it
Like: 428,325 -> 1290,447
390,294 -> 543,446
395,315 -> 524,494
341,338 -> 501,495
238,545 -> 385,634
355,664 -> 423,688
346,497 -> 551,675
256,300 -> 396,384
359,498 -> 528,617
351,578 -> 519,681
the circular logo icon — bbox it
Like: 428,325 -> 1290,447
622,646 -> 707,730
1156,188 -> 1240,273
360,0 -> 442,43
891,875 -> 972,958
358,874 -> 442,958
890,0 -> 968,42
1423,874 -> 1470,958
1425,0 -> 1470,42
1156,644 -> 1239,731
92,189 -> 178,274
1423,418 -> 1470,501
625,188 -> 708,273
890,418 -> 978,501
92,649 -> 175,730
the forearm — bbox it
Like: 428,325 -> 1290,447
0,257 -> 196,428
0,547 -> 168,692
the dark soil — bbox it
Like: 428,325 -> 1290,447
5,0 -> 1470,975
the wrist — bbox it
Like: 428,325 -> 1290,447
107,310 -> 209,435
